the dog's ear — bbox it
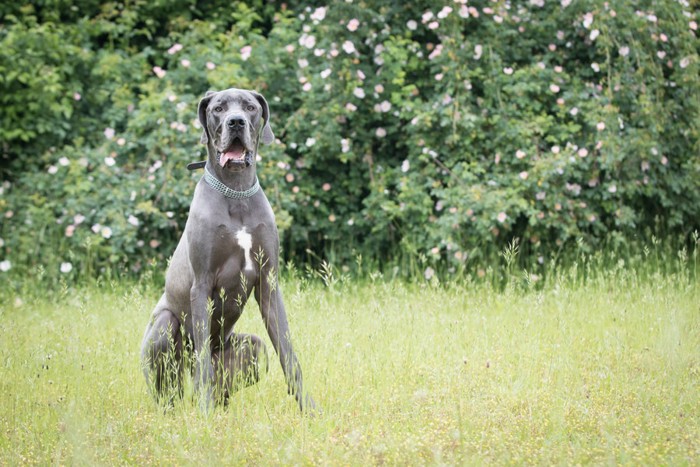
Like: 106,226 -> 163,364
198,90 -> 216,145
252,92 -> 275,145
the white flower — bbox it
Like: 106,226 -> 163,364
424,267 -> 435,281
353,87 -> 365,99
550,84 -> 560,93
240,45 -> 252,61
128,215 -> 139,227
310,7 -> 326,21
0,260 -> 10,272
347,18 -> 360,31
59,157 -> 70,166
104,128 -> 115,140
497,212 -> 507,223
48,165 -> 58,174
437,6 -> 452,19
503,67 -> 514,75
407,20 -> 418,30
342,40 -> 356,54
341,138 -> 351,153
104,157 -> 116,167
474,44 -> 483,60
60,262 -> 73,274
515,149 -> 526,159
401,159 -> 410,173
320,68 -> 332,79
619,46 -> 630,57
375,128 -> 386,138
305,137 -> 316,147
101,226 -> 113,239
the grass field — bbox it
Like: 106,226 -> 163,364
0,262 -> 698,465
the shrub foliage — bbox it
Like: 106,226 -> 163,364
1,1 -> 699,281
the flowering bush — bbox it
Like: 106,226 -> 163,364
1,1 -> 698,282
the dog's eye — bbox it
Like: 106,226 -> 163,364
213,106 -> 223,113
246,105 -> 256,112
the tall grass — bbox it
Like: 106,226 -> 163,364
0,244 -> 698,464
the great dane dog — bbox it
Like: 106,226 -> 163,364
141,88 -> 316,413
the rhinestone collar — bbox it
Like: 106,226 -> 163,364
203,167 -> 260,199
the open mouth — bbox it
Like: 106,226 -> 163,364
218,139 -> 252,168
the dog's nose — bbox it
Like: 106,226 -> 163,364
227,116 -> 246,129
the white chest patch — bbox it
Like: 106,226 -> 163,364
235,227 -> 254,271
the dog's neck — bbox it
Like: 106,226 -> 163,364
205,150 -> 258,193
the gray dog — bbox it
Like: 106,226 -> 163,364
141,88 -> 316,413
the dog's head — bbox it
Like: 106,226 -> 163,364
198,88 -> 275,172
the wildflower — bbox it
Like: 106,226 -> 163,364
536,191 -> 546,200
305,137 -> 316,147
582,12 -> 594,29
345,103 -> 357,112
347,18 -> 360,31
519,171 -> 529,180
74,214 -> 85,224
458,5 -> 469,18
516,149 -> 526,159
58,157 -> 70,166
167,43 -> 183,55
104,127 -> 115,140
375,84 -> 385,94
497,212 -> 507,223
320,68 -> 332,79
117,138 -> 126,146
474,44 -> 483,60
328,214 -> 336,222
300,34 -> 316,49
65,225 -> 75,237
375,128 -> 386,138
240,46 -> 252,61
590,29 -> 600,41
379,101 -> 391,112
101,226 -> 113,239
302,82 -> 312,92
657,51 -> 666,59
60,262 -> 73,274
401,159 -> 410,173
181,59 -> 191,68
128,215 -> 139,227
435,73 -> 444,81
310,7 -> 326,21
428,21 -> 439,30
438,6 -> 452,18
591,62 -> 600,72
206,61 -> 216,70
322,183 -> 332,191
680,57 -> 690,68
608,185 -> 617,193
550,84 -> 560,93
104,156 -> 116,167
690,21 -> 698,31
0,260 -> 10,272
429,44 -> 443,60
153,66 -> 166,78
421,11 -> 434,23
661,156 -> 668,165
407,20 -> 418,30
341,138 -> 351,153
150,239 -> 160,248
596,122 -> 606,131
503,67 -> 513,75
285,173 -> 294,183
619,46 -> 630,57
298,58 -> 309,68
342,41 -> 356,54
578,148 -> 589,157
353,88 -> 365,99
48,165 -> 58,174
73,93 -> 81,101
424,267 -> 435,280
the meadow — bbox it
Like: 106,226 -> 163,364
0,256 -> 698,465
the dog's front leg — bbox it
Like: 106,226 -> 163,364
191,281 -> 215,412
256,282 -> 317,413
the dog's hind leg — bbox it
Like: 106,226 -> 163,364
141,302 -> 183,405
213,333 -> 268,403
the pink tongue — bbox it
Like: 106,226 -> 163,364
220,149 -> 245,167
